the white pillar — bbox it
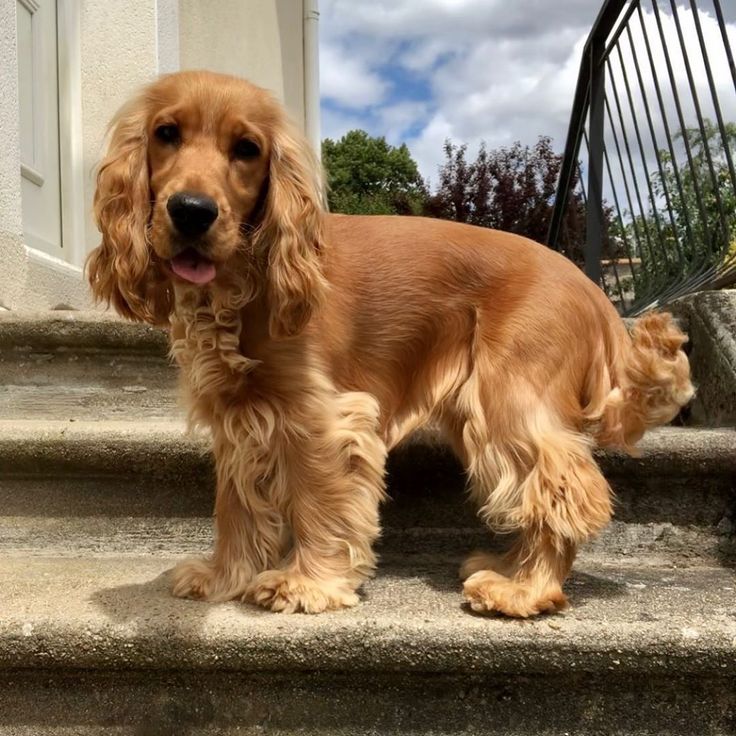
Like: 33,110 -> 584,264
304,0 -> 321,157
0,0 -> 27,309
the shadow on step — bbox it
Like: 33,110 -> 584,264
87,556 -> 627,630
89,567 -> 270,636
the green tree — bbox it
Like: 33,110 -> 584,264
424,136 -> 595,264
322,130 -> 428,215
625,119 -> 736,302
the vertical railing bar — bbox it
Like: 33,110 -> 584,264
604,151 -> 641,293
613,40 -> 670,270
548,0 -> 630,251
607,251 -> 628,309
650,0 -> 717,282
559,147 -> 586,264
577,163 -> 588,206
615,22 -> 696,311
645,0 -> 719,297
624,19 -> 685,266
712,0 -> 736,94
651,0 -> 716,259
586,125 -> 641,291
605,55 -> 660,278
582,126 -> 630,308
548,86 -> 592,249
586,40 -> 606,285
578,138 -> 589,265
604,95 -> 647,267
636,1 -> 698,270
669,0 -> 732,253
570,144 -> 588,265
689,0 -> 736,198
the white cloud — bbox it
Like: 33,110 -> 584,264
320,42 -> 389,109
378,100 -> 431,143
319,0 -> 736,193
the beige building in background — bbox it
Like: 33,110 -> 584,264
0,0 -> 320,310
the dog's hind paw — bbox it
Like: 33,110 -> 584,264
463,570 -> 568,618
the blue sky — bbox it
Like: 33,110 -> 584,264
319,1 -> 736,190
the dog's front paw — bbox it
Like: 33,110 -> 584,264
171,557 -> 252,602
245,570 -> 359,614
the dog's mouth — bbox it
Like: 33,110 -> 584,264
169,248 -> 216,285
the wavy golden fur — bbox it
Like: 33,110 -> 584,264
88,71 -> 693,617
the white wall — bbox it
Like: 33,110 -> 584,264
0,0 -> 28,309
156,0 -> 180,74
178,0 -> 305,128
79,0 -> 160,254
0,0 -> 309,310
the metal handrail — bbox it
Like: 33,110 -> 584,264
547,0 -> 736,315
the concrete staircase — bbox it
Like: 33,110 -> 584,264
1,311 -> 735,735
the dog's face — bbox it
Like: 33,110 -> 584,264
87,71 -> 326,336
146,76 -> 273,284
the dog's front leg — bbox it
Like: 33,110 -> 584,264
171,436 -> 287,602
246,392 -> 387,614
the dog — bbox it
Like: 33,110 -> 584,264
87,70 -> 693,617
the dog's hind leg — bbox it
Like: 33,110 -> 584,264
451,376 -> 612,618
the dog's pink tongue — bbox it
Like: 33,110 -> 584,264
170,250 -> 216,285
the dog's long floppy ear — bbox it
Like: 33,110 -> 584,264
253,118 -> 328,339
86,95 -> 172,325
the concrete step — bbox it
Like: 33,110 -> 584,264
1,418 -> 734,535
0,310 -> 168,353
1,669 -> 734,735
0,311 -> 174,422
1,551 -> 735,734
3,310 -> 733,534
0,513 -> 732,569
2,311 -> 735,734
5,553 -> 734,676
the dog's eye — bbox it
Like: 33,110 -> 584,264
154,124 -> 180,145
232,138 -> 261,160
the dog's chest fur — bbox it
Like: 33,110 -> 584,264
168,286 -> 259,420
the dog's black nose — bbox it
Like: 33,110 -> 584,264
167,192 -> 219,237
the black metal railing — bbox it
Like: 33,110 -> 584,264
548,0 -> 736,314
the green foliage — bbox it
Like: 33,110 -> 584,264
321,130 -> 428,215
625,119 -> 736,303
423,137 -> 595,263
654,119 -> 736,256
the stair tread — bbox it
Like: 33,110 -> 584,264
1,418 -> 732,447
0,513 -> 730,564
0,310 -> 167,352
2,553 -> 735,675
2,421 -> 734,478
1,424 -> 733,530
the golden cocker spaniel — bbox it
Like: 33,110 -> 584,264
87,71 -> 693,617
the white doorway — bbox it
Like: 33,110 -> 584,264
17,0 -> 64,262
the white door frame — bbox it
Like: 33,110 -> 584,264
20,0 -> 85,271
56,0 -> 85,269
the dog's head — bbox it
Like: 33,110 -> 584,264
87,70 -> 325,337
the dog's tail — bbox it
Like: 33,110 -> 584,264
584,311 -> 694,452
